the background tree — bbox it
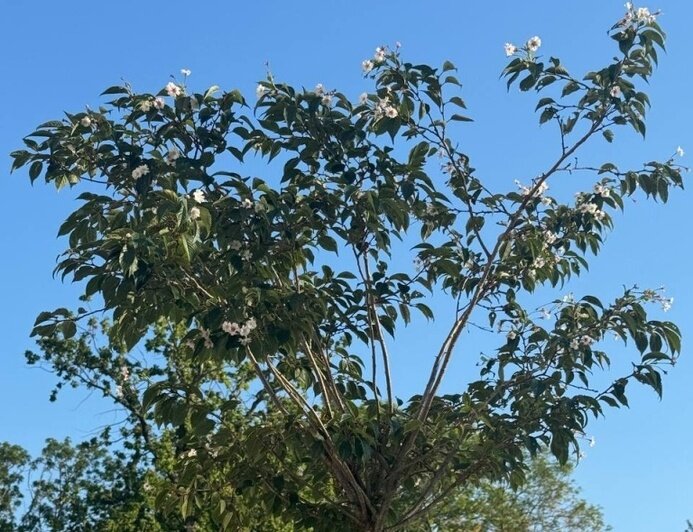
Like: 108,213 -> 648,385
10,4 -> 683,530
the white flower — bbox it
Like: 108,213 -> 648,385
115,385 -> 123,399
180,68 -> 191,76
534,257 -> 545,269
185,449 -> 197,458
119,365 -> 130,380
222,321 -> 241,336
544,231 -> 558,245
507,330 -> 517,340
676,146 -> 685,157
594,210 -> 607,221
625,2 -> 633,10
504,43 -> 517,56
541,196 -> 553,206
610,86 -> 622,98
241,249 -> 252,261
192,189 -> 205,203
374,46 -> 386,62
153,97 -> 166,110
131,164 -> 149,179
165,82 -> 182,98
362,59 -> 374,74
80,116 -> 92,128
167,148 -> 181,164
256,84 -> 268,98
562,293 -> 574,303
385,106 -> 398,118
636,7 -> 654,23
139,100 -> 152,112
580,335 -> 595,347
246,317 -> 257,330
589,436 -> 596,448
359,92 -> 369,105
229,240 -> 242,251
242,198 -> 253,209
594,184 -> 611,197
570,338 -> 580,350
239,324 -> 252,336
314,83 -> 325,96
662,297 -> 673,312
322,94 -> 333,106
579,202 -> 598,215
239,336 -> 251,345
527,36 -> 542,53
190,206 -> 201,220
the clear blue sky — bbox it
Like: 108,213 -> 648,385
1,1 -> 691,529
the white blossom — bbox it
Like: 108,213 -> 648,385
167,148 -> 181,164
115,385 -> 123,399
165,82 -> 182,98
322,94 -> 333,106
192,189 -> 205,203
246,317 -> 257,330
504,43 -> 517,56
374,46 -> 386,62
180,68 -> 191,76
190,206 -> 201,220
636,7 -> 655,23
589,436 -> 596,448
256,84 -> 268,98
507,330 -> 517,340
580,335 -> 595,347
119,365 -> 130,380
131,164 -> 149,179
527,36 -> 542,52
222,321 -> 241,336
610,85 -> 622,98
385,106 -> 398,118
314,83 -> 325,96
139,100 -> 152,112
229,240 -> 242,251
570,338 -> 580,350
544,231 -> 558,245
239,336 -> 251,345
562,293 -> 574,303
80,116 -> 92,128
594,184 -> 611,197
185,449 -> 197,458
241,249 -> 252,261
662,297 -> 674,312
676,146 -> 685,157
242,198 -> 253,209
153,97 -> 166,110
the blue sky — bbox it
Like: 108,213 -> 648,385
1,1 -> 691,529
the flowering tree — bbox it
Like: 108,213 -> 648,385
11,4 -> 683,531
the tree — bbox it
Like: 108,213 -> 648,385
420,453 -> 609,531
11,4 -> 683,530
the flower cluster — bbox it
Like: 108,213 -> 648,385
504,36 -> 541,57
362,46 -> 388,74
131,164 -> 149,179
373,98 -> 398,120
570,335 -> 595,350
623,3 -> 657,25
515,179 -> 548,198
642,288 -> 674,312
222,317 -> 257,345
